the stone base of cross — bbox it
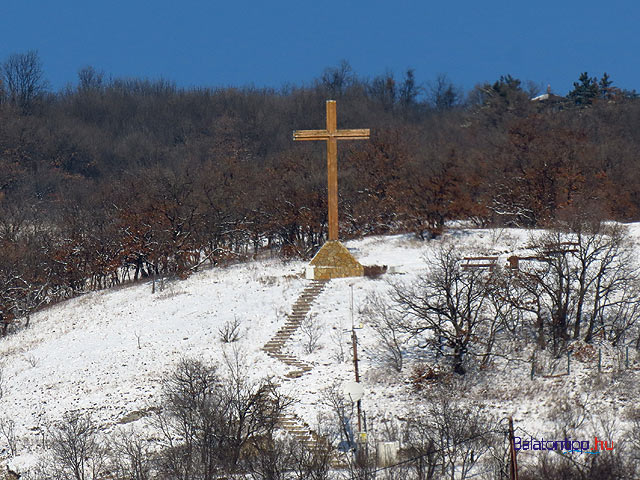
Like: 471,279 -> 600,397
305,241 -> 363,280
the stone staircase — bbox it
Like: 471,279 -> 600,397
262,279 -> 330,449
278,413 -> 345,468
278,413 -> 325,448
263,279 -> 328,379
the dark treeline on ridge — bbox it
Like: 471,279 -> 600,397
2,53 -> 640,329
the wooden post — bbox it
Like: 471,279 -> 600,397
508,416 -> 519,480
352,327 -> 362,433
530,352 -> 535,380
598,348 -> 602,373
626,346 -> 630,369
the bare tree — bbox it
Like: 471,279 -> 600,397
300,314 -> 322,354
0,416 -> 17,457
2,50 -> 48,112
364,292 -> 407,372
218,316 -> 243,343
389,244 -> 490,374
77,66 -> 104,91
402,391 -> 493,480
320,60 -> 353,97
47,412 -> 107,480
108,428 -> 152,480
427,74 -> 462,111
502,223 -> 640,352
155,355 -> 291,478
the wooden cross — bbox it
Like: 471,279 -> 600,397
293,100 -> 370,241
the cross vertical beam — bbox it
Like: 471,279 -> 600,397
326,101 -> 339,241
293,100 -> 369,241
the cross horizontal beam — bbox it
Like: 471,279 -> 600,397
293,128 -> 370,141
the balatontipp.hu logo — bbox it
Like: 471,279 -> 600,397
513,436 -> 614,455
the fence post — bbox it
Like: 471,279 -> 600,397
567,351 -> 571,375
626,346 -> 629,369
598,348 -> 601,373
530,353 -> 535,380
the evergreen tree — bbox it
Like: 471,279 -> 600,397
568,72 -> 599,105
599,72 -> 613,99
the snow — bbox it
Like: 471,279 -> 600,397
1,226 -> 639,473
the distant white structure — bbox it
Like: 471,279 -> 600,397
532,84 -> 564,102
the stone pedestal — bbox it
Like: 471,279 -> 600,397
305,241 -> 364,280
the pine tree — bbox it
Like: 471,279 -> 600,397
599,72 -> 613,99
568,72 -> 599,105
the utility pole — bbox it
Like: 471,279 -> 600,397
352,325 -> 362,432
508,416 -> 519,480
350,285 -> 362,433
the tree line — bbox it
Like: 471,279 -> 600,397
2,51 -> 640,330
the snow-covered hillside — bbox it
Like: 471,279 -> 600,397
3,226 -> 640,473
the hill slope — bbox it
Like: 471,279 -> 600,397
2,226 -> 640,474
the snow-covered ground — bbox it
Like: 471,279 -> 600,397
2,225 -> 640,472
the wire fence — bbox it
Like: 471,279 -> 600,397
530,343 -> 639,379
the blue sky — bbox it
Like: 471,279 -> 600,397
1,0 -> 638,96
